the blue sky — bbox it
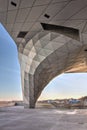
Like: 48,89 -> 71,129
0,23 -> 22,101
39,73 -> 87,100
0,23 -> 87,101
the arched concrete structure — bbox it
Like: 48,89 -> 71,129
1,0 -> 87,108
18,29 -> 87,108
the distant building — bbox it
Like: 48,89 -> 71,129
47,100 -> 53,103
80,96 -> 87,107
69,99 -> 80,104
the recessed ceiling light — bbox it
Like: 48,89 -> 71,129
11,1 -> 17,7
44,14 -> 50,19
84,49 -> 87,52
17,31 -> 28,38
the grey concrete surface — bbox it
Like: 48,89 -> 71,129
0,106 -> 87,130
1,0 -> 87,108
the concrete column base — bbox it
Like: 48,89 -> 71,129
24,103 -> 35,109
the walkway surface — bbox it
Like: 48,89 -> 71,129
0,106 -> 87,130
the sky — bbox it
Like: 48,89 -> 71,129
0,23 -> 87,101
38,73 -> 87,100
0,23 -> 22,101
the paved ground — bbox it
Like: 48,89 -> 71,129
0,106 -> 87,130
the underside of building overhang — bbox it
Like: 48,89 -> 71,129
1,0 -> 87,108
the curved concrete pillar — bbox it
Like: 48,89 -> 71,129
18,30 -> 87,108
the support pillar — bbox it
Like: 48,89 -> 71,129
24,72 -> 30,108
29,74 -> 35,108
24,72 -> 35,108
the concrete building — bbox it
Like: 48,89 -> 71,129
1,0 -> 87,108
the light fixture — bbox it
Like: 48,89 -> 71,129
11,1 -> 17,7
17,31 -> 28,38
84,49 -> 87,52
44,14 -> 50,19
